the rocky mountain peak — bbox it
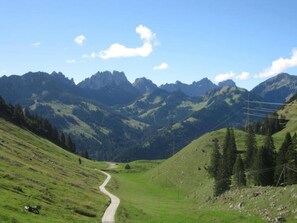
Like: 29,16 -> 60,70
78,70 -> 131,90
51,71 -> 75,85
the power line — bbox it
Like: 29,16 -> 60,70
243,108 -> 277,113
245,100 -> 284,106
252,107 -> 278,112
244,113 -> 283,119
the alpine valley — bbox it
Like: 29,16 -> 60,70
0,71 -> 296,162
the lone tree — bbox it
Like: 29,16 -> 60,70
233,155 -> 246,188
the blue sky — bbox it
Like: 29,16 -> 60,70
0,0 -> 297,89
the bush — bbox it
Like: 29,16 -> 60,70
124,163 -> 131,170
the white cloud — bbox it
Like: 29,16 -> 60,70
214,71 -> 250,83
32,42 -> 41,47
154,62 -> 169,70
66,59 -> 76,64
136,25 -> 156,42
82,52 -> 99,59
255,49 -> 297,78
98,25 -> 157,59
74,35 -> 86,46
236,72 -> 250,80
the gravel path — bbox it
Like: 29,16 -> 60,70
99,170 -> 120,223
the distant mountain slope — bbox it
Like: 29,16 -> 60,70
120,89 -> 204,129
251,73 -> 297,103
160,78 -> 217,97
133,77 -> 158,94
117,86 -> 265,161
0,117 -> 107,222
0,71 -> 77,106
0,71 -> 145,160
218,79 -> 236,87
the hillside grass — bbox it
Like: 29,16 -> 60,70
148,129 -> 266,199
0,118 -> 107,223
107,160 -> 264,223
274,101 -> 297,148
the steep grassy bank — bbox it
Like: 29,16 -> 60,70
0,118 -> 107,223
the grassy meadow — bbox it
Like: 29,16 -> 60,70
106,160 -> 264,223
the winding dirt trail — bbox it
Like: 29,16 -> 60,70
99,170 -> 120,223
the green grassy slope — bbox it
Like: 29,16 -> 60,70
108,160 -> 264,223
0,118 -> 107,223
148,129 -> 257,200
109,127 -> 297,222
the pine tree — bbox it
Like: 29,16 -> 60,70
262,134 -> 276,185
66,135 -> 76,153
60,132 -> 66,148
208,139 -> 221,179
214,161 -> 231,196
253,135 -> 275,186
230,129 -> 238,169
222,128 -> 231,176
253,146 -> 264,185
245,126 -> 257,169
82,150 -> 89,159
213,128 -> 237,196
233,155 -> 246,188
222,128 -> 237,177
12,104 -> 24,125
286,133 -> 297,185
0,97 -> 7,119
274,132 -> 292,185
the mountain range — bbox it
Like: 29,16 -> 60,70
1,71 -> 296,161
